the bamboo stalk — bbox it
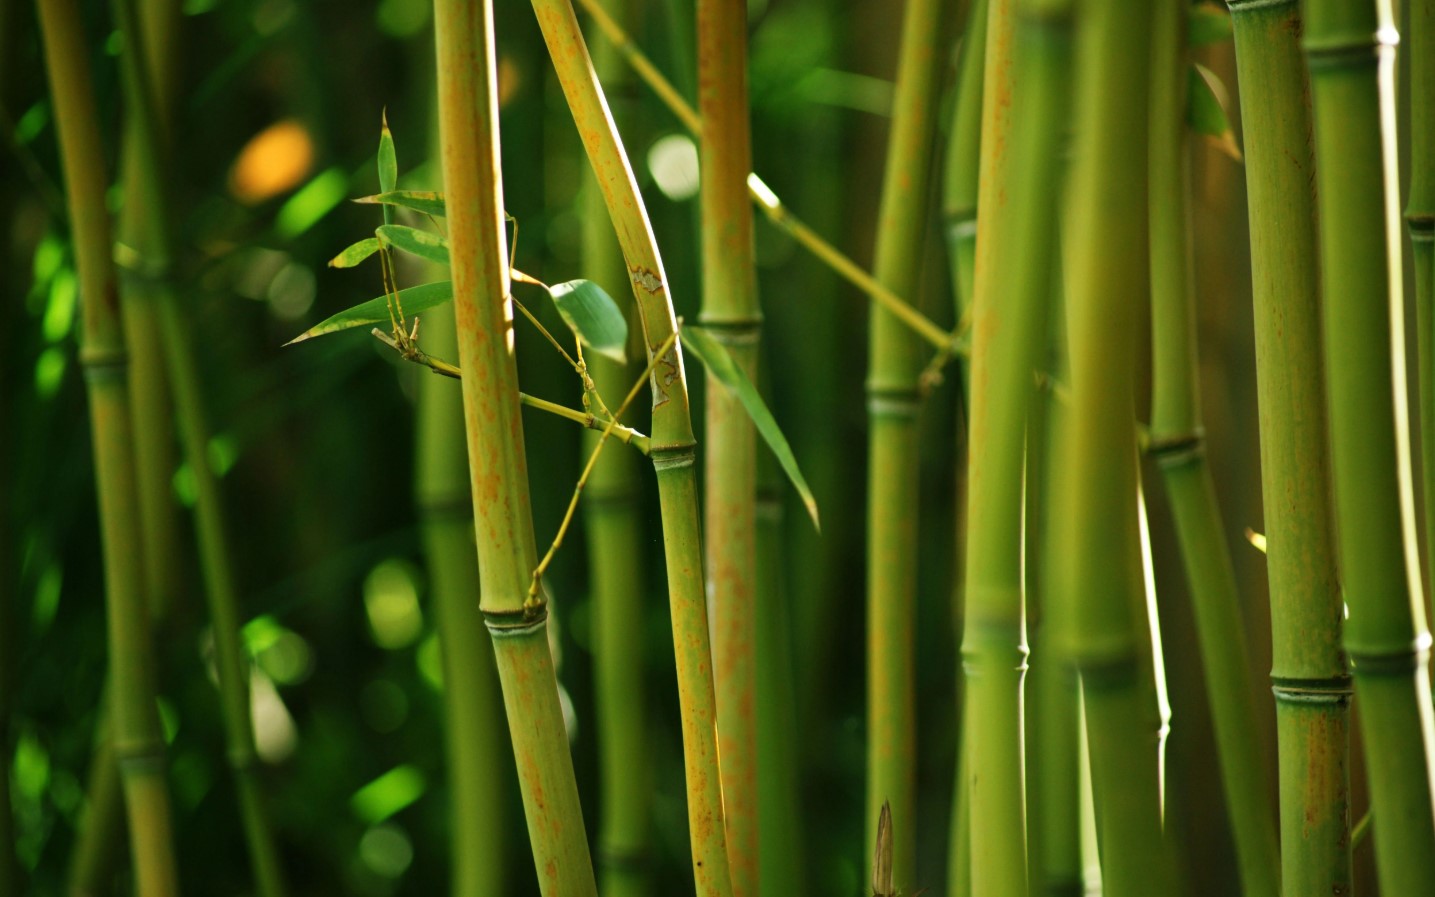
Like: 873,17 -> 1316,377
1052,0 -> 1176,892
1147,4 -> 1280,896
1302,0 -> 1435,891
37,1 -> 179,893
530,6 -> 734,894
1225,1 -> 1352,892
863,0 -> 944,889
432,3 -> 599,894
943,0 -> 988,337
697,1 -> 760,893
581,5 -> 651,891
960,0 -> 1072,892
1409,0 -> 1435,604
110,2 -> 287,892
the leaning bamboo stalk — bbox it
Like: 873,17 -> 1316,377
37,1 -> 179,893
1409,0 -> 1435,599
1052,0 -> 1176,893
528,2 -> 732,894
1303,0 -> 1435,891
961,0 -> 1072,892
1147,4 -> 1279,896
863,0 -> 944,889
697,0 -> 760,893
111,2 -> 287,892
1225,1 -> 1351,892
581,5 -> 651,891
433,2 -> 599,894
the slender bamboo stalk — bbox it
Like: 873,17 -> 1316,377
37,1 -> 179,893
1225,1 -> 1352,893
697,1 -> 760,893
1053,0 -> 1176,893
581,5 -> 651,891
1409,0 -> 1435,601
960,0 -> 1071,892
432,3 -> 599,894
530,5 -> 733,894
943,0 -> 988,335
863,0 -> 944,888
1303,0 -> 1435,891
111,3 -> 287,892
1147,5 -> 1280,896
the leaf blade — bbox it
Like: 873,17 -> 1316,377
1188,63 -> 1242,162
679,326 -> 820,530
378,111 -> 397,226
376,224 -> 450,266
328,237 -> 382,269
354,190 -> 447,218
285,281 -> 454,345
549,279 -> 628,363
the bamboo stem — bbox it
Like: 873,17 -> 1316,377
943,0 -> 988,344
1409,0 -> 1435,606
528,2 -> 733,893
1225,1 -> 1352,892
1053,0 -> 1176,892
433,2 -> 599,894
1147,4 -> 1279,896
37,0 -> 179,892
1302,0 -> 1435,891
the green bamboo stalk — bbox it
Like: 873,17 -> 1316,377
697,1 -> 760,894
943,0 -> 988,336
1303,0 -> 1435,891
960,0 -> 1071,892
1226,2 -> 1352,894
530,5 -> 733,895
37,1 -> 179,893
415,302 -> 511,897
581,5 -> 651,891
1052,0 -> 1176,893
431,3 -> 599,895
1147,4 -> 1279,897
1409,0 -> 1435,603
864,0 -> 944,889
110,2 -> 287,892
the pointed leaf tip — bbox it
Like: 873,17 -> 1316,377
679,326 -> 820,530
285,281 -> 454,344
353,191 -> 447,218
549,279 -> 628,363
328,237 -> 382,269
376,224 -> 450,266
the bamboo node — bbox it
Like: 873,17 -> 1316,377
1347,637 -> 1432,677
482,605 -> 549,636
1146,429 -> 1205,466
1304,29 -> 1397,70
1270,675 -> 1354,704
595,844 -> 649,873
79,346 -> 130,379
649,444 -> 696,471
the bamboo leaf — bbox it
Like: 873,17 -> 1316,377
354,190 -> 447,218
328,237 -> 381,269
679,326 -> 820,530
872,801 -> 894,897
548,279 -> 628,363
378,111 -> 397,227
284,281 -> 453,345
1188,2 -> 1232,47
376,224 -> 450,266
1188,63 -> 1242,162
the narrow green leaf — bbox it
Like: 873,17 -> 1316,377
1187,2 -> 1232,47
680,326 -> 820,530
377,110 -> 397,227
284,281 -> 453,345
328,237 -> 381,269
1188,63 -> 1242,162
548,279 -> 627,363
354,190 -> 446,218
376,224 -> 450,266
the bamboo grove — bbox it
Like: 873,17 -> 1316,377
11,0 -> 1435,893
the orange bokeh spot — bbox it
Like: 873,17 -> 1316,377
229,119 -> 315,204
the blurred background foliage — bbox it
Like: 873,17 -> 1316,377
1,0 -> 1331,893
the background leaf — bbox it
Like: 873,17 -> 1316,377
377,111 -> 397,227
548,279 -> 628,363
679,326 -> 820,530
376,225 -> 449,266
354,191 -> 447,218
328,237 -> 381,269
285,281 -> 453,344
1188,63 -> 1242,162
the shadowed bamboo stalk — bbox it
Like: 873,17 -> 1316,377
1226,1 -> 1351,892
961,0 -> 1072,892
433,2 -> 599,894
529,2 -> 733,894
863,0 -> 944,889
698,0 -> 760,893
581,4 -> 650,891
943,0 -> 988,339
37,0 -> 179,893
1409,0 -> 1435,598
1147,4 -> 1279,896
1303,0 -> 1435,891
111,2 -> 287,891
1052,0 -> 1176,893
